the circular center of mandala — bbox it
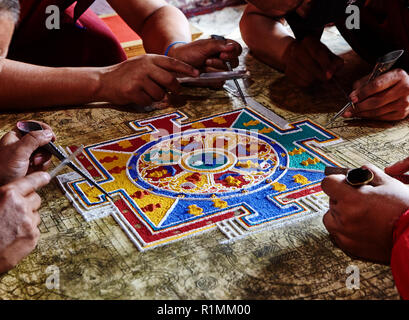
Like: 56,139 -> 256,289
129,128 -> 287,198
181,149 -> 234,173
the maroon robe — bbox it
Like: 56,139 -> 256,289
8,0 -> 127,67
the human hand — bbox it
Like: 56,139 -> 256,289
0,121 -> 55,186
0,172 -> 51,273
385,156 -> 409,177
168,39 -> 242,73
343,69 -> 409,121
321,164 -> 409,264
98,54 -> 199,106
283,36 -> 344,87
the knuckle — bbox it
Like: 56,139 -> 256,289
397,110 -> 408,120
321,177 -> 330,191
21,217 -> 34,234
396,68 -> 407,78
372,79 -> 383,90
0,186 -> 16,199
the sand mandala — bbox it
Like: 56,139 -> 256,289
57,107 -> 342,251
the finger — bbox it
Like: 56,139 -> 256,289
27,158 -> 53,175
205,58 -> 229,71
223,57 -> 240,69
31,211 -> 41,227
323,209 -> 342,235
375,110 -> 409,121
149,67 -> 181,93
385,157 -> 409,176
200,39 -> 236,58
329,231 -> 356,255
353,75 -> 371,91
15,121 -> 56,141
352,83 -> 404,113
9,172 -> 51,196
26,192 -> 42,211
362,164 -> 392,186
350,70 -> 403,103
153,55 -> 199,77
0,131 -> 20,147
204,66 -> 226,73
14,130 -> 54,160
31,152 -> 52,166
352,97 -> 402,118
137,90 -> 155,106
220,40 -> 242,56
321,174 -> 355,200
144,77 -> 167,101
21,121 -> 54,137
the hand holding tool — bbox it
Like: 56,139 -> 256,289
326,50 -> 405,126
17,121 -> 114,201
210,34 -> 248,105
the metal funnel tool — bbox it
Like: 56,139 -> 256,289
326,49 -> 405,126
17,121 -> 114,201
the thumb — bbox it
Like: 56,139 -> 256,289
385,157 -> 409,176
14,130 -> 54,159
11,171 -> 51,196
199,39 -> 231,57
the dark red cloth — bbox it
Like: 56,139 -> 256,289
337,0 -> 409,70
8,0 -> 127,67
286,0 -> 409,71
391,209 -> 409,300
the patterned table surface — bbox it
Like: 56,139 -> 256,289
0,16 -> 405,299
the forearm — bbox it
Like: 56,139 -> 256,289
0,60 -> 103,110
140,6 -> 191,55
240,5 -> 295,71
108,0 -> 191,55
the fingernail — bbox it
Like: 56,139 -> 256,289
349,91 -> 358,103
41,171 -> 51,181
222,43 -> 235,51
343,111 -> 352,118
220,53 -> 228,60
33,155 -> 44,166
43,130 -> 53,138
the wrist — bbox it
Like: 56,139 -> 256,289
165,41 -> 188,58
281,37 -> 297,70
92,66 -> 110,102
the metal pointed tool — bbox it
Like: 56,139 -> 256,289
17,121 -> 114,201
211,34 -> 248,105
326,49 -> 405,126
177,70 -> 250,84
